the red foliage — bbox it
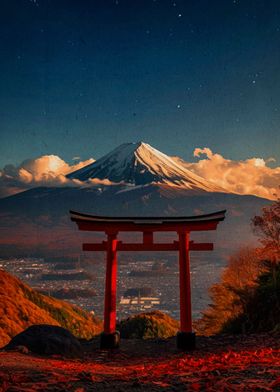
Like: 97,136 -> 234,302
0,335 -> 279,391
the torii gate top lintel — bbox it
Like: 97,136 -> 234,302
70,209 -> 226,350
70,209 -> 226,232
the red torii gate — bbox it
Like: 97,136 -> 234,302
70,209 -> 226,350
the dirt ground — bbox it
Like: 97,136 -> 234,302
0,333 -> 279,391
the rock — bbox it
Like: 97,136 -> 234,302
4,325 -> 83,357
14,345 -> 29,354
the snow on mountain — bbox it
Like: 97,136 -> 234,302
67,142 -> 225,193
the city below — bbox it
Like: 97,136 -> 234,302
0,253 -> 226,321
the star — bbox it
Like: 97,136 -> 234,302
29,0 -> 39,6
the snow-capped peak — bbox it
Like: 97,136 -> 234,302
67,141 -> 225,192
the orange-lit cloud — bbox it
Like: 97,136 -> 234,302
0,155 -> 95,198
1,150 -> 279,201
176,148 -> 280,200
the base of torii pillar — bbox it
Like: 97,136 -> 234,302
100,331 -> 120,349
176,331 -> 196,350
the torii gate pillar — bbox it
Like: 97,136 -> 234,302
177,231 -> 196,350
100,232 -> 120,349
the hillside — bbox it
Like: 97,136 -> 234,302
0,269 -> 102,347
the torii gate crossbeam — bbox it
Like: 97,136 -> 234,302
70,209 -> 226,350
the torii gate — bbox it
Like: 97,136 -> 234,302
70,209 -> 226,350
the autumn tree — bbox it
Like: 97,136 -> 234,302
197,247 -> 265,335
198,199 -> 280,335
252,198 -> 280,265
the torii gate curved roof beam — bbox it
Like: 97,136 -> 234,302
70,209 -> 226,232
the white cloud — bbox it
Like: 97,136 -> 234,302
177,148 -> 280,200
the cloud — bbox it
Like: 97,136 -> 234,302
1,149 -> 279,201
0,155 -> 95,198
178,148 -> 280,200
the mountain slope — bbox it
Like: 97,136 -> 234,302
0,269 -> 102,347
0,184 -> 269,257
67,142 -> 225,192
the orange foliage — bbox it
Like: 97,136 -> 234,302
197,247 -> 266,335
252,198 -> 280,263
0,269 -> 102,347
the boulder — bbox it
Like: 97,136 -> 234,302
4,324 -> 83,357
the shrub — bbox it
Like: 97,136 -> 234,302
118,310 -> 179,339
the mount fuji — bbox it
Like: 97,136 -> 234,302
67,141 -> 224,193
0,142 -> 271,257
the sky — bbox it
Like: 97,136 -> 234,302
0,0 -> 280,168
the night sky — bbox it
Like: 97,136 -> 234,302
1,0 -> 280,167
